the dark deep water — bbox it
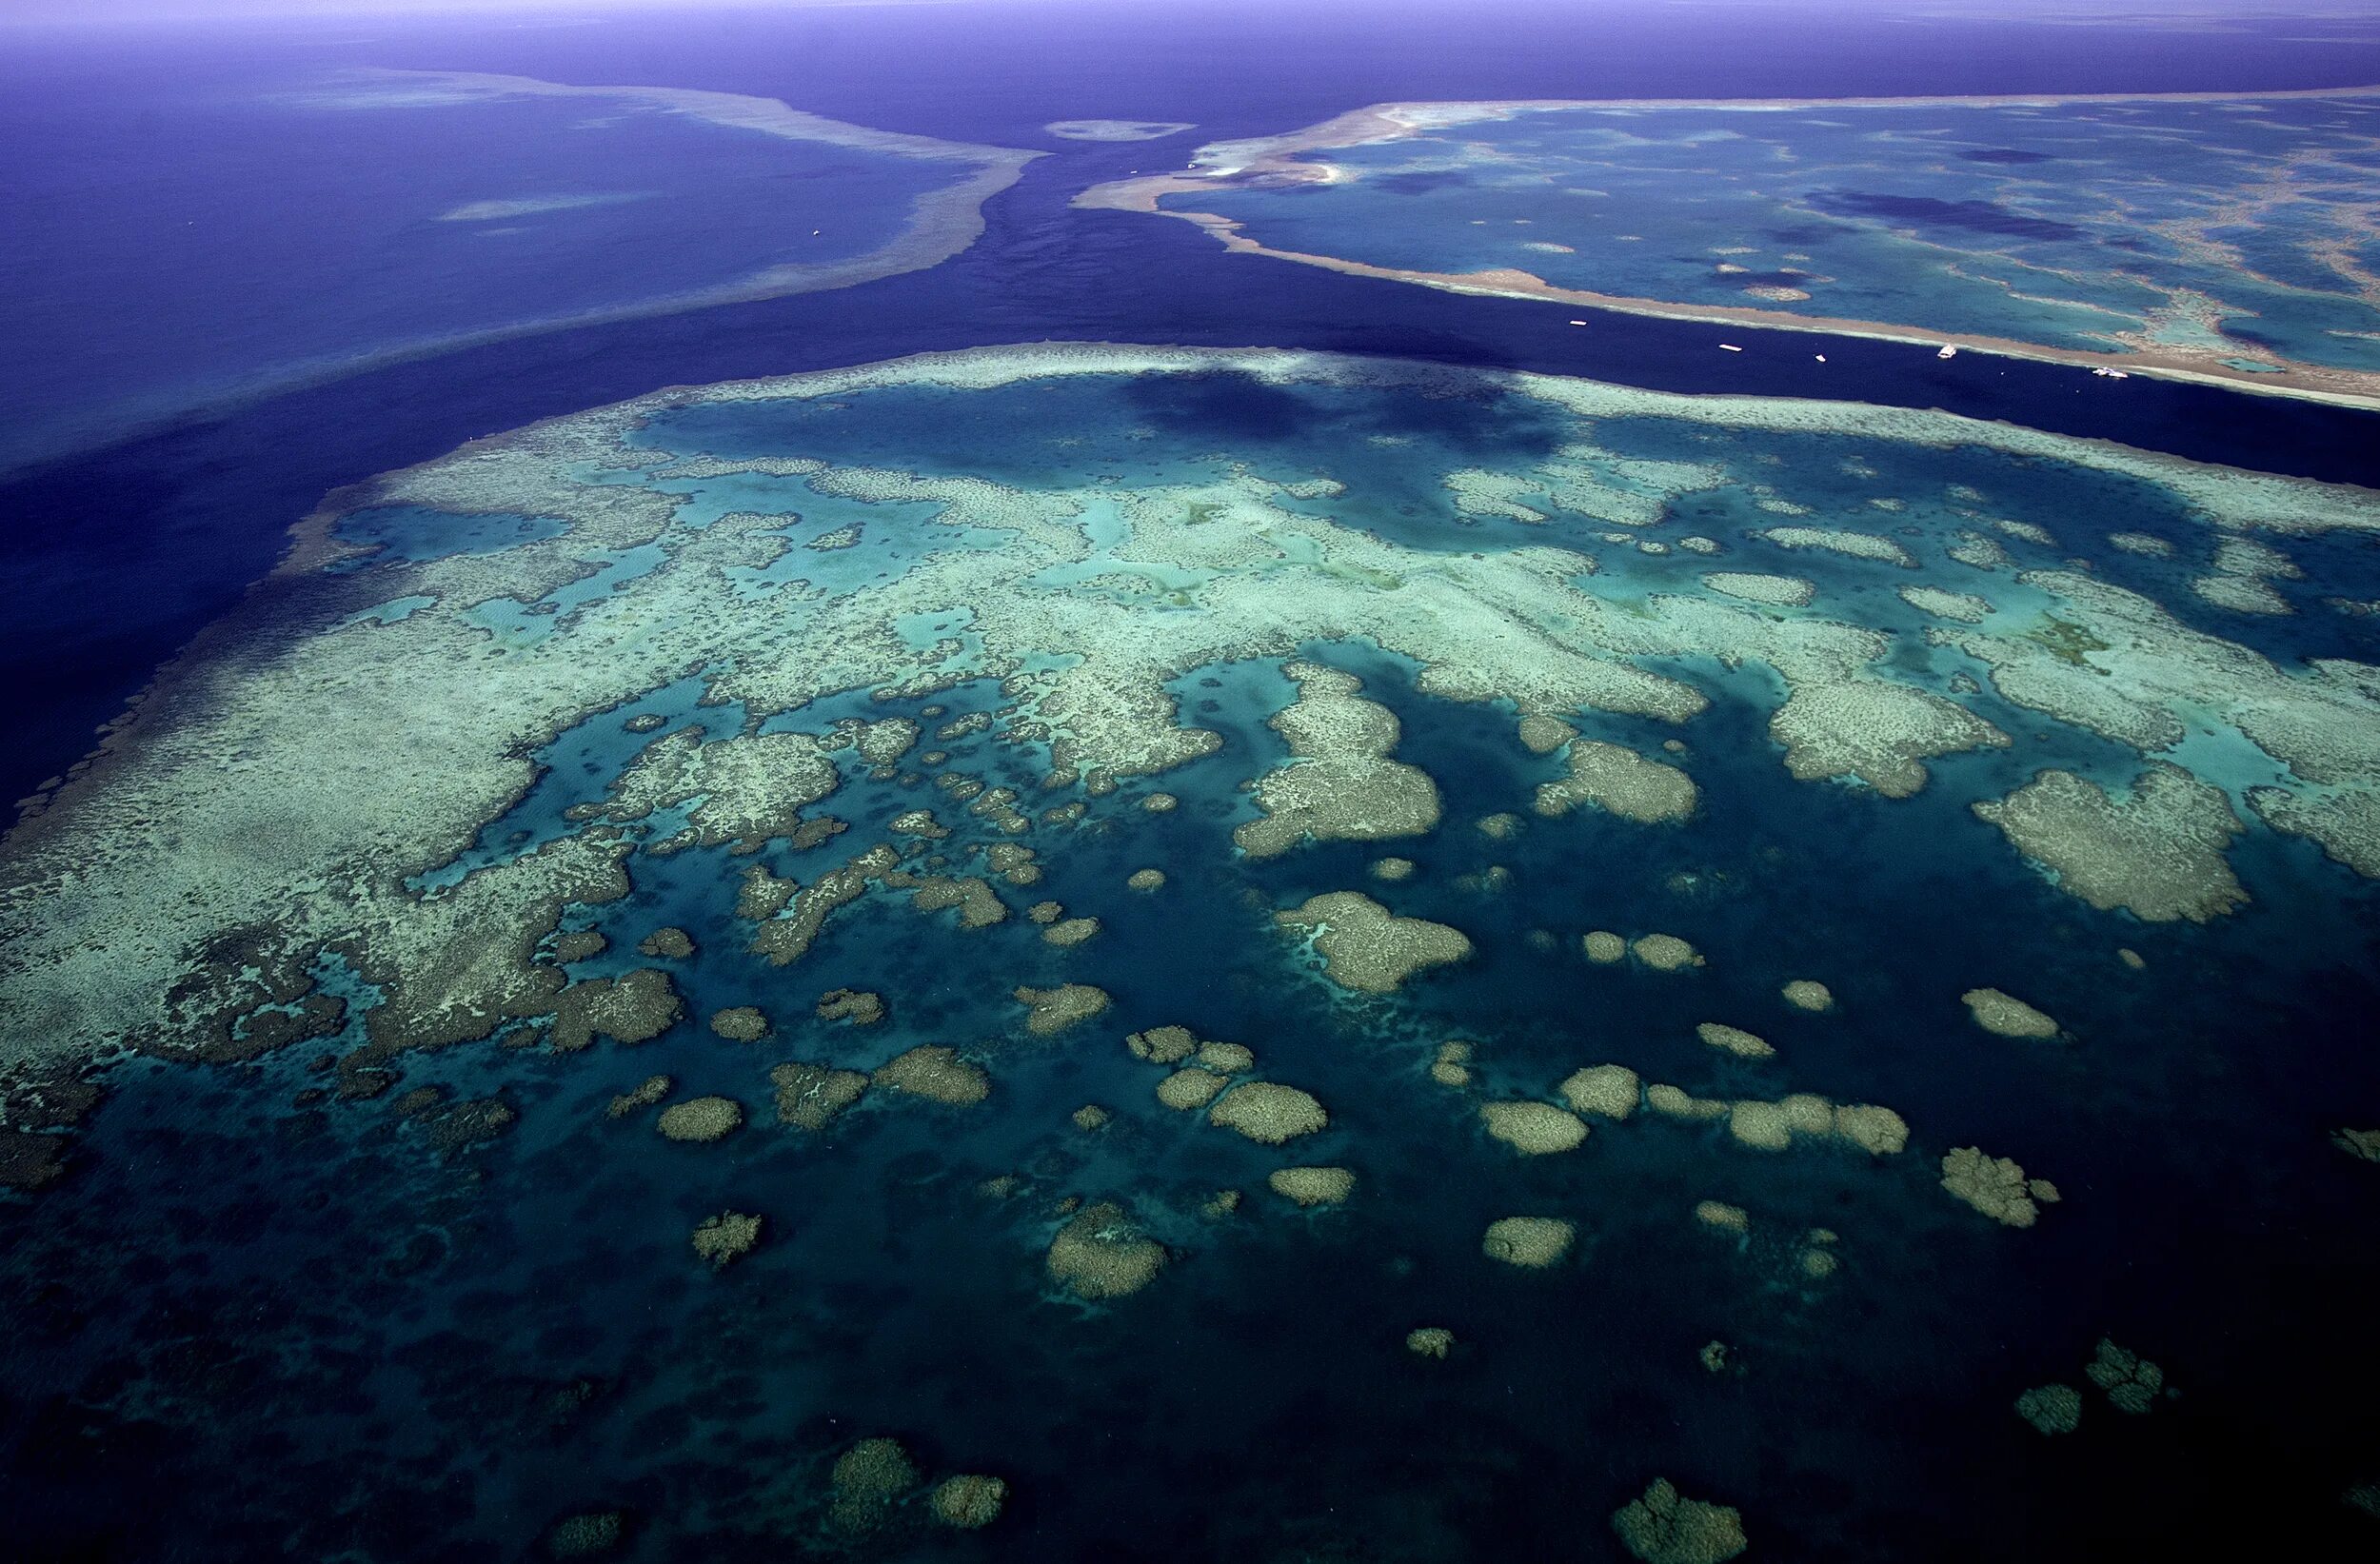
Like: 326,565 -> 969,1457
4,4 -> 2380,1561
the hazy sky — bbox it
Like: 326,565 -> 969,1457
13,0 -> 2380,20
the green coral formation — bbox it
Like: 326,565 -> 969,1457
1559,1063 -> 1640,1119
1582,930 -> 1628,964
1209,1081 -> 1330,1143
2087,1339 -> 2168,1414
691,1211 -> 763,1269
1234,662 -> 1442,858
1696,1022 -> 1774,1059
2015,1383 -> 2083,1435
1045,1201 -> 1166,1298
1973,764 -> 2248,923
605,1074 -> 670,1119
708,1005 -> 770,1041
1277,891 -> 1472,993
829,1436 -> 920,1532
814,988 -> 884,1025
1269,1165 -> 1356,1206
1963,988 -> 2060,1039
1534,741 -> 1698,824
929,1475 -> 1008,1529
1942,1145 -> 2046,1227
1127,1025 -> 1197,1064
1480,1100 -> 1589,1154
1406,1326 -> 1455,1358
873,1045 -> 990,1105
1014,983 -> 1111,1036
1631,934 -> 1704,972
1482,1216 -> 1575,1268
1780,980 -> 1834,1013
656,1096 -> 743,1142
1611,1477 -> 1748,1564
769,1061 -> 869,1131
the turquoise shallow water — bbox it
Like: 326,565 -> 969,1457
1173,95 -> 2380,369
7,352 -> 2380,1559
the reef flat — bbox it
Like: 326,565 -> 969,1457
6,343 -> 2380,1557
1083,89 -> 2380,406
15,343 -> 2380,1075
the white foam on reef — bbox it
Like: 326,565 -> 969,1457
6,342 -> 2378,1076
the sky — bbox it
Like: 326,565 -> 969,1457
12,0 -> 2380,22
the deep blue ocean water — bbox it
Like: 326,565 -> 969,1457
4,5 -> 2380,1561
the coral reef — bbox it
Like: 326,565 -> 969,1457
1269,1165 -> 1357,1205
1612,1478 -> 1748,1564
1941,1146 -> 2045,1226
1781,980 -> 1833,1013
874,1046 -> 991,1105
1696,1023 -> 1774,1059
1482,1217 -> 1575,1268
1277,891 -> 1472,993
2015,1384 -> 2083,1435
1583,930 -> 1628,964
1015,983 -> 1111,1036
709,1006 -> 771,1041
1406,1326 -> 1455,1358
2087,1339 -> 2167,1414
1695,1199 -> 1750,1232
830,1437 -> 920,1531
1128,1025 -> 1197,1063
1757,526 -> 1915,567
1159,1068 -> 1230,1110
1235,663 -> 1441,858
1535,742 -> 1698,824
656,1096 -> 744,1142
1631,934 -> 1704,972
929,1475 -> 1008,1529
1042,917 -> 1101,947
691,1211 -> 763,1268
1046,1201 -> 1166,1297
1701,572 -> 1815,607
815,989 -> 884,1025
769,1061 -> 870,1131
637,927 -> 695,959
1560,1064 -> 1640,1119
546,1512 -> 625,1557
605,1075 -> 671,1119
1963,988 -> 2060,1039
1209,1081 -> 1329,1143
1480,1100 -> 1590,1154
1973,764 -> 2247,922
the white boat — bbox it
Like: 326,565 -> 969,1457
1720,344 -> 1743,353
1937,345 -> 1958,360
